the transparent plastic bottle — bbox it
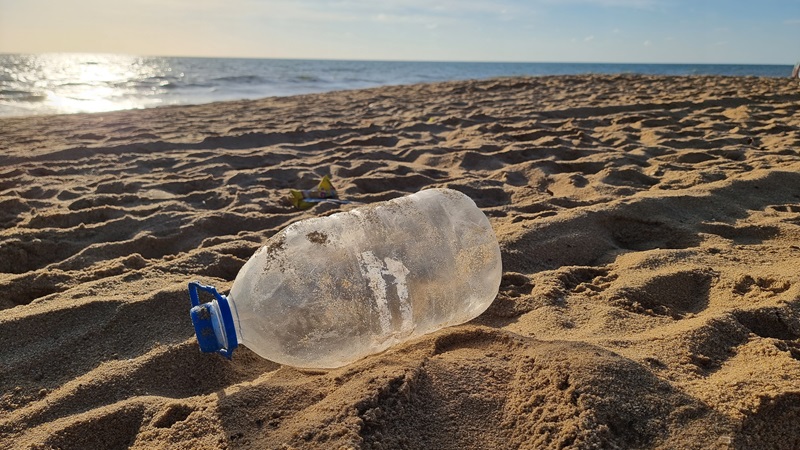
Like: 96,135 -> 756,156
189,188 -> 502,368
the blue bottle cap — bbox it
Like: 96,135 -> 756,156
188,281 -> 238,359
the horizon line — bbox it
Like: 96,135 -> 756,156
0,51 -> 794,67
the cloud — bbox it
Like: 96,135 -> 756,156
784,19 -> 800,25
282,0 -> 528,17
234,0 -> 534,26
373,12 -> 444,26
643,40 -> 652,46
540,0 -> 659,9
584,35 -> 595,42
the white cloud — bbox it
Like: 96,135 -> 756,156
279,0 -> 528,17
373,12 -> 444,26
585,35 -> 595,41
540,0 -> 659,9
643,40 -> 652,46
784,19 -> 800,25
234,0 -> 534,26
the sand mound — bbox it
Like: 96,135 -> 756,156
1,74 -> 799,449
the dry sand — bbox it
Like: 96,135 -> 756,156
1,74 -> 799,449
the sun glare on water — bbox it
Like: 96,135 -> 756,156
40,54 -> 150,114
18,53 -> 170,115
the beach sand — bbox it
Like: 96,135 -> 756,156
1,74 -> 799,449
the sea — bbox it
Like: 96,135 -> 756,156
0,53 -> 794,117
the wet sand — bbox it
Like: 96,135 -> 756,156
1,74 -> 799,449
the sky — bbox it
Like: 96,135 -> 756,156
0,0 -> 798,64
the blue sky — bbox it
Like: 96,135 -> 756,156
0,0 -> 797,64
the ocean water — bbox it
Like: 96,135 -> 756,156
0,53 -> 794,117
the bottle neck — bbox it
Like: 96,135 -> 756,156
208,300 -> 229,350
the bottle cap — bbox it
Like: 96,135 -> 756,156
190,303 -> 222,352
188,282 -> 238,359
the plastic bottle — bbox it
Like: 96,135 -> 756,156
189,188 -> 502,368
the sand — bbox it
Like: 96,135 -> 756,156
1,74 -> 799,449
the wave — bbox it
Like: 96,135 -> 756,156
291,74 -> 323,83
0,89 -> 31,96
210,75 -> 266,84
0,89 -> 47,102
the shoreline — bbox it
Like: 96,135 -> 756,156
1,71 -> 797,120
